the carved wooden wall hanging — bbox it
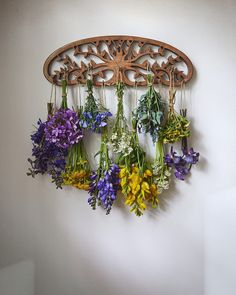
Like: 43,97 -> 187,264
43,35 -> 193,87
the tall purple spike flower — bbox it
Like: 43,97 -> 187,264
88,163 -> 120,214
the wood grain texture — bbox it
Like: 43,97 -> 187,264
43,35 -> 193,87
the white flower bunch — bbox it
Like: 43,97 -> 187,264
110,131 -> 133,156
152,161 -> 171,193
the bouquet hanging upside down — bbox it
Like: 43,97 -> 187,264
27,73 -> 200,217
109,81 -> 165,216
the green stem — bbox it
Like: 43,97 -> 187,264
125,156 -> 129,170
74,143 -> 79,171
155,139 -> 167,182
156,140 -> 164,165
98,127 -> 110,176
67,146 -> 73,169
47,102 -> 54,117
136,148 -> 141,171
61,79 -> 68,109
114,82 -> 125,131
103,127 -> 110,170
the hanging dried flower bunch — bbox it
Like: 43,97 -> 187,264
133,74 -> 164,143
62,112 -> 91,190
80,79 -> 112,133
164,109 -> 199,180
27,72 -> 199,217
159,87 -> 190,143
109,82 -> 133,156
88,128 -> 120,215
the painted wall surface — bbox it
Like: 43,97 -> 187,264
0,0 -> 235,295
0,260 -> 34,295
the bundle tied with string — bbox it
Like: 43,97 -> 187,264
79,66 -> 112,133
27,82 -> 73,188
159,69 -> 190,144
161,75 -> 200,181
44,80 -> 83,149
77,73 -> 119,214
133,72 -> 164,143
88,125 -> 120,215
62,89 -> 91,190
164,108 -> 200,181
109,81 -> 133,157
114,79 -> 160,216
118,120 -> 160,216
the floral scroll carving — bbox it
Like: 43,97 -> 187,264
43,35 -> 193,87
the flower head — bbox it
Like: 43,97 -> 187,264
119,165 -> 160,216
80,79 -> 112,133
164,146 -> 200,180
45,109 -> 83,149
80,111 -> 112,133
27,118 -> 67,188
88,163 -> 120,214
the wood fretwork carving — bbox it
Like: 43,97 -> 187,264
43,35 -> 193,87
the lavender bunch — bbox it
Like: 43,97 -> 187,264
88,130 -> 120,214
80,79 -> 112,133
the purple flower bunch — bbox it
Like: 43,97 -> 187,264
81,78 -> 112,133
88,163 -> 120,214
27,119 -> 67,188
165,146 -> 200,180
80,111 -> 112,133
45,109 -> 83,149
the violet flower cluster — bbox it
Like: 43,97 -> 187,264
80,111 -> 112,133
80,78 -> 112,133
88,164 -> 120,214
27,119 -> 67,188
45,109 -> 83,149
164,146 -> 200,180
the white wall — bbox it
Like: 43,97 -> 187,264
0,0 -> 235,295
0,260 -> 34,295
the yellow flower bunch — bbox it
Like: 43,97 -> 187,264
160,88 -> 190,144
120,165 -> 159,216
63,135 -> 91,191
63,167 -> 90,191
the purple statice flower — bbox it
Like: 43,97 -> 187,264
45,109 -> 83,149
80,111 -> 112,133
165,146 -> 200,180
27,119 -> 67,188
88,163 -> 120,214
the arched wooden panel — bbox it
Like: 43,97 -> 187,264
43,35 -> 193,87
